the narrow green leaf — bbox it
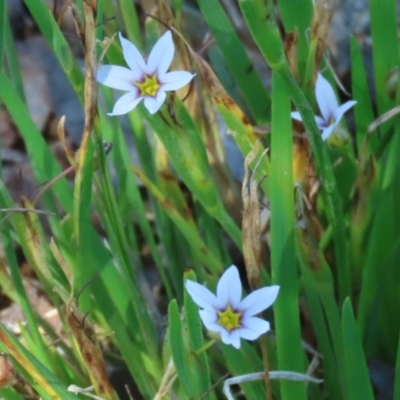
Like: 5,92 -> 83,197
0,388 -> 25,400
168,299 -> 196,397
275,0 -> 313,75
369,0 -> 397,115
196,0 -> 271,123
24,0 -> 84,96
342,299 -> 375,400
0,73 -> 72,211
269,72 -> 307,400
0,198 -> 52,371
298,243 -> 346,400
350,37 -> 376,154
3,17 -> 25,100
115,0 -> 141,48
192,52 -> 270,196
142,100 -> 242,248
0,325 -> 77,400
358,196 -> 400,359
240,0 -> 351,302
134,167 -> 222,275
238,0 -> 285,68
99,107 -> 174,299
300,272 -> 343,400
0,0 -> 5,64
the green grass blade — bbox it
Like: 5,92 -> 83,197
0,325 -> 77,400
0,388 -> 25,400
0,72 -> 72,211
240,0 -> 351,302
297,233 -> 347,399
357,188 -> 400,360
134,167 -> 222,275
196,0 -> 271,123
238,0 -> 285,68
192,52 -> 270,196
168,299 -> 198,397
275,0 -> 313,75
269,71 -> 307,400
116,0 -> 141,48
350,37 -> 376,154
23,0 -> 84,96
142,100 -> 242,248
342,299 -> 375,400
3,17 -> 25,100
93,267 -> 160,396
0,225 -> 51,368
369,0 -> 397,115
300,267 -> 344,400
99,107 -> 174,299
0,0 -> 5,64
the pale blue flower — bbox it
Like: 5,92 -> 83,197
97,31 -> 195,115
186,265 -> 279,349
291,73 -> 357,141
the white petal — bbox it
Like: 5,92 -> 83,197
315,115 -> 326,129
239,285 -> 280,317
321,123 -> 338,141
185,280 -> 220,312
108,91 -> 142,116
119,33 -> 147,76
160,71 -> 195,91
199,309 -> 217,322
220,329 -> 232,345
229,330 -> 241,349
316,73 -> 338,123
96,65 -> 137,91
144,96 -> 164,114
147,31 -> 174,76
333,100 -> 357,123
290,111 -> 303,121
242,316 -> 270,335
199,309 -> 217,323
216,265 -> 242,309
220,329 -> 243,348
235,327 -> 263,341
155,89 -> 166,105
199,310 -> 220,332
199,310 -> 222,332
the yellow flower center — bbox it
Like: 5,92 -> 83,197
217,305 -> 242,331
135,74 -> 160,97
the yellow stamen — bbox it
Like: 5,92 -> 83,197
217,305 -> 242,331
135,74 -> 160,97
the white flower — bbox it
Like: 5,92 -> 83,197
97,31 -> 195,115
291,73 -> 357,141
185,265 -> 279,349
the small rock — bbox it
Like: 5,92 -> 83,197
16,35 -> 84,143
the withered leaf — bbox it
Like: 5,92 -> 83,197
242,141 -> 263,290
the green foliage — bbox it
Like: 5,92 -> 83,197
0,0 -> 399,398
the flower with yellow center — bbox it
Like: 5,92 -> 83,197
218,305 -> 241,331
135,74 -> 160,97
291,73 -> 356,143
185,265 -> 280,349
96,31 -> 195,115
